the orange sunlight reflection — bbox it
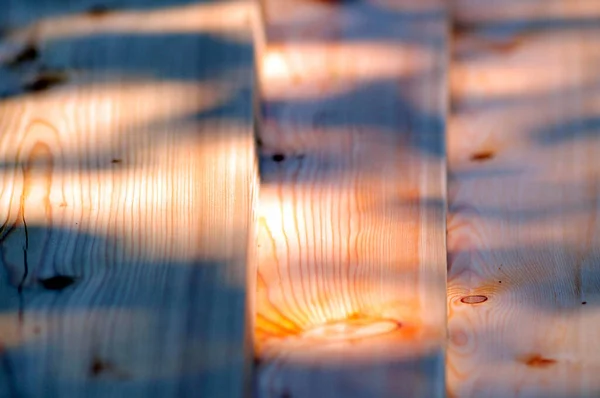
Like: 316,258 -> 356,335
301,316 -> 400,342
255,0 -> 447,370
256,178 -> 446,360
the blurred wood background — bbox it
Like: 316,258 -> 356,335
447,1 -> 600,397
1,0 -> 599,397
255,0 -> 447,397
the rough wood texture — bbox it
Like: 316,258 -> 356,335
255,1 -> 448,397
448,1 -> 600,397
0,2 -> 257,397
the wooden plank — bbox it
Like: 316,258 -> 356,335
0,2 -> 258,397
255,1 -> 448,397
448,1 -> 600,397
0,0 -> 253,28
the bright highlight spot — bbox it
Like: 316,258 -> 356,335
262,50 -> 290,80
302,316 -> 400,342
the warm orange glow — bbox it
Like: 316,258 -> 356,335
256,174 -> 446,357
257,308 -> 442,364
256,0 -> 448,368
262,50 -> 290,81
302,316 -> 400,342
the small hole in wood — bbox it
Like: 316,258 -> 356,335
272,154 -> 285,162
24,72 -> 67,92
582,301 -> 587,305
87,5 -> 113,17
89,357 -> 131,379
460,295 -> 488,304
111,159 -> 122,164
452,21 -> 473,38
5,44 -> 39,67
523,354 -> 556,368
90,357 -> 111,376
470,151 -> 495,162
39,275 -> 76,291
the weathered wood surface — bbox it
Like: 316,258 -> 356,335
448,1 -> 600,397
0,2 -> 257,397
255,1 -> 448,397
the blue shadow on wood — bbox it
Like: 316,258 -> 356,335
0,224 -> 248,398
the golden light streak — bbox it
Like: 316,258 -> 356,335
257,177 -> 446,352
301,316 -> 400,342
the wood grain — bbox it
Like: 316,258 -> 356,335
0,2 -> 257,397
255,1 -> 448,397
448,1 -> 600,397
